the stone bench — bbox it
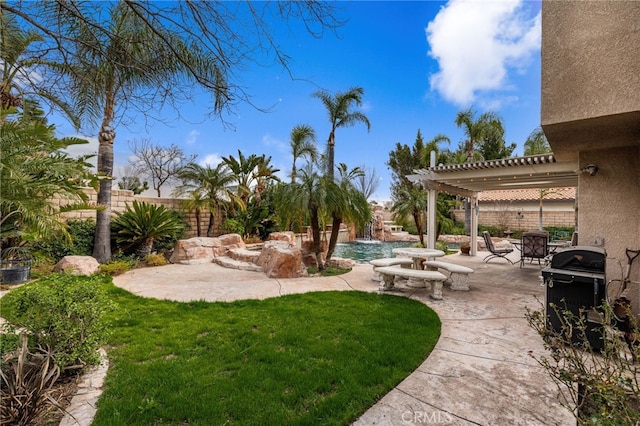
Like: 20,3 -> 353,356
369,257 -> 413,281
423,261 -> 474,291
375,266 -> 447,300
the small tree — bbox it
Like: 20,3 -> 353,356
128,139 -> 196,197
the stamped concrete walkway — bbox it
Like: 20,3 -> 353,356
107,250 -> 574,426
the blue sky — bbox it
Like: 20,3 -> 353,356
60,0 -> 542,201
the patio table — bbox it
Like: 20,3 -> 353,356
392,247 -> 445,270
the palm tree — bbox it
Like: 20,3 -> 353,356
454,108 -> 504,163
455,108 -> 504,232
0,106 -> 98,248
313,87 -> 370,259
392,186 -> 428,246
312,87 -> 371,180
179,191 -> 208,237
222,151 -> 280,210
524,127 -> 552,155
175,163 -> 237,237
289,124 -> 317,183
324,164 -> 372,263
0,12 -> 77,125
63,4 -> 227,262
421,134 -> 451,166
112,201 -> 185,258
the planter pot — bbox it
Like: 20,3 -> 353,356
1,266 -> 30,284
1,247 -> 32,284
460,246 -> 471,255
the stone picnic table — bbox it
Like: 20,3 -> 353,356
391,247 -> 445,270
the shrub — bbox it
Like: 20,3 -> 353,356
0,335 -> 63,426
526,301 -> 640,425
221,218 -> 244,235
1,274 -> 114,369
112,201 -> 186,258
28,220 -> 96,261
98,258 -> 138,276
143,253 -> 168,267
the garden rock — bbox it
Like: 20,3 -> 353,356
267,231 -> 295,245
257,241 -> 307,278
170,234 -> 247,264
54,256 -> 100,276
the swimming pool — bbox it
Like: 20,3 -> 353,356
332,240 -> 416,263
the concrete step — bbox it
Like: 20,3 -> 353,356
213,256 -> 263,272
228,248 -> 261,264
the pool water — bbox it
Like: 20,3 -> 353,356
332,240 -> 416,264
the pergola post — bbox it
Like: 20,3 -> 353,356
470,196 -> 478,256
427,151 -> 437,249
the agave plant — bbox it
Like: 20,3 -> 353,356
112,200 -> 186,258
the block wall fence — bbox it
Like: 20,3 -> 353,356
54,188 -> 224,238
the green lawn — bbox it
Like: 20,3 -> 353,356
93,285 -> 440,425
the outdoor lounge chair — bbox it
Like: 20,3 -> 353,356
482,231 -> 514,264
520,231 -> 549,268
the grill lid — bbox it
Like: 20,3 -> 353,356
550,246 -> 606,272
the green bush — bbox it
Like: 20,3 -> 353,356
98,258 -> 138,276
28,220 -> 96,261
1,274 -> 114,368
143,253 -> 168,267
112,201 -> 186,258
221,218 -> 244,235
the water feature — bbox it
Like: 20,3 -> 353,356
332,241 -> 416,264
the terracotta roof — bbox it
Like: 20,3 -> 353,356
479,187 -> 576,202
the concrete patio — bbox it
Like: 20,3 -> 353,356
108,249 -> 574,426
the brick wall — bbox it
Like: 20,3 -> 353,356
56,188 -> 223,238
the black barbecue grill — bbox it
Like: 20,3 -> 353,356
541,246 -> 607,350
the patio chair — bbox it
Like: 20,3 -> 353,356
520,231 -> 549,268
482,231 -> 514,264
571,231 -> 578,246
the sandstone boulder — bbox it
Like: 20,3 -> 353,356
257,241 -> 307,278
326,257 -> 356,269
169,238 -> 215,264
54,256 -> 100,276
267,231 -> 295,246
170,234 -> 247,264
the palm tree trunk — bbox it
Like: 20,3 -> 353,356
136,238 -> 154,258
207,212 -> 215,237
325,212 -> 342,263
309,203 -> 324,270
195,208 -> 201,237
414,212 -> 424,246
93,83 -> 116,263
327,131 -> 335,179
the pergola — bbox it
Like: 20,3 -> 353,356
407,154 -> 579,256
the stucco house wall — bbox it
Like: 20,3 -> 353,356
541,1 -> 640,310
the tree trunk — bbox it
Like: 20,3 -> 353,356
327,131 -> 335,180
325,212 -> 342,263
207,212 -> 215,237
414,211 -> 424,246
310,203 -> 324,270
136,238 -> 154,258
92,86 -> 116,263
195,208 -> 201,237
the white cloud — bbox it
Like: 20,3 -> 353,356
200,153 -> 224,167
186,129 -> 200,145
262,133 -> 289,156
426,0 -> 541,107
